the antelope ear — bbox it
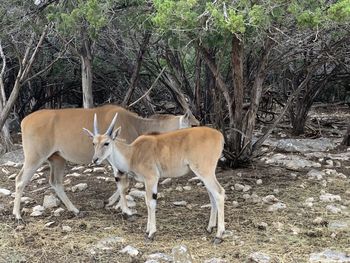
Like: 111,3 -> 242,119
83,128 -> 94,138
112,127 -> 121,140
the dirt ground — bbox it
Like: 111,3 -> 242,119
1,106 -> 350,263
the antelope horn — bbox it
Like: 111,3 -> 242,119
105,113 -> 118,136
93,113 -> 99,135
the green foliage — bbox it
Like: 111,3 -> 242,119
328,0 -> 350,22
47,0 -> 109,39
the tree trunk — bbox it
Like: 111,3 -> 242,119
194,49 -> 202,117
122,31 -> 151,106
244,38 -> 272,155
80,26 -> 94,108
231,35 -> 244,157
341,124 -> 350,146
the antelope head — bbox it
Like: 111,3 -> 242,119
83,113 -> 121,165
179,110 -> 200,128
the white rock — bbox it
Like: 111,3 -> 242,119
71,166 -> 85,172
267,202 -> 286,212
2,161 -> 21,168
313,217 -> 327,225
262,195 -> 278,204
30,205 -> 45,217
326,205 -> 342,214
96,176 -> 107,181
256,179 -> 262,185
43,194 -> 60,209
243,185 -> 252,192
204,258 -> 228,263
325,159 -> 334,167
62,225 -> 72,232
120,245 -> 139,256
232,201 -> 239,208
172,245 -> 193,263
37,178 -> 46,185
160,178 -> 172,185
134,182 -> 144,189
53,207 -> 65,217
307,169 -> 325,180
309,250 -> 350,262
21,197 -> 33,204
0,188 -> 11,196
273,222 -> 284,232
173,201 -> 187,206
175,186 -> 183,192
45,221 -> 56,228
247,252 -> 271,263
320,193 -> 341,202
201,204 -> 211,208
147,253 -> 172,262
71,183 -> 88,192
1,168 -> 10,175
93,167 -> 106,173
83,168 -> 93,174
129,189 -> 145,199
8,173 -> 17,180
96,236 -> 125,250
234,183 -> 245,191
66,172 -> 81,178
183,186 -> 192,191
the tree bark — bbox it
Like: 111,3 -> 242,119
194,48 -> 202,117
341,123 -> 350,146
122,30 -> 151,106
80,26 -> 94,108
243,38 -> 273,155
231,35 -> 244,156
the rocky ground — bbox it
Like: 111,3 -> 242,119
1,107 -> 350,263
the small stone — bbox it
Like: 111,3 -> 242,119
320,193 -> 341,202
43,194 -> 60,209
21,197 -> 33,204
204,258 -> 228,263
267,202 -> 286,212
71,166 -> 85,172
0,188 -> 11,196
242,194 -> 251,201
45,221 -> 56,228
257,222 -> 268,230
83,169 -> 93,174
129,189 -> 145,199
243,185 -> 252,192
134,182 -> 144,189
175,186 -> 183,192
326,205 -> 342,214
8,173 -> 17,180
247,252 -> 271,263
71,183 -> 88,192
313,217 -> 327,226
289,173 -> 298,179
147,253 -> 172,262
328,220 -> 349,231
309,250 -> 350,262
66,172 -> 81,178
30,205 -> 45,217
201,204 -> 211,208
53,207 -> 65,217
1,168 -> 10,175
273,222 -> 284,232
256,179 -> 262,185
325,159 -> 334,167
234,183 -> 244,191
160,178 -> 172,185
96,236 -> 125,250
173,201 -> 187,206
262,195 -> 278,204
307,169 -> 325,180
93,167 -> 106,173
37,178 -> 46,185
273,189 -> 279,194
172,245 -> 193,263
183,186 -> 192,191
232,201 -> 239,208
62,225 -> 72,232
290,226 -> 300,235
120,245 -> 139,257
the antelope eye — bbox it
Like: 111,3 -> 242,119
104,142 -> 109,146
92,143 -> 95,146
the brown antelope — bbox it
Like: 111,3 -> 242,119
13,104 -> 199,221
84,113 -> 225,243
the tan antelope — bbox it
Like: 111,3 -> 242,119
13,104 -> 199,221
84,113 -> 225,243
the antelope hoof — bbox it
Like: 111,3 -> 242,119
213,237 -> 223,245
15,217 -> 26,226
206,226 -> 214,234
145,232 -> 156,243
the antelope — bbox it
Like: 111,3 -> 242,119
13,104 -> 199,221
84,113 -> 226,243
